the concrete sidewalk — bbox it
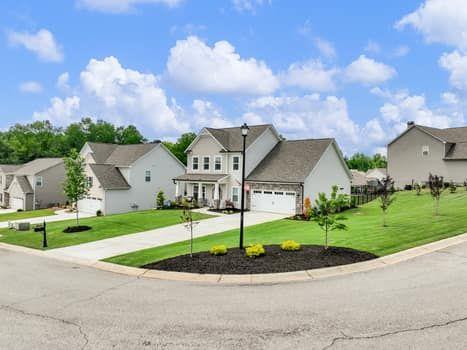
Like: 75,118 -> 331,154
0,209 -> 95,228
45,211 -> 286,261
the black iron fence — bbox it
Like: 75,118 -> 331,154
351,192 -> 379,206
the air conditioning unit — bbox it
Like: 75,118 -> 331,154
12,222 -> 30,231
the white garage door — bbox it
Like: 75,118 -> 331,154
10,197 -> 24,211
78,197 -> 103,215
251,190 -> 296,215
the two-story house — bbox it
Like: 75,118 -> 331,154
6,158 -> 66,211
78,141 -> 185,215
0,165 -> 22,208
388,122 -> 467,188
174,124 -> 351,215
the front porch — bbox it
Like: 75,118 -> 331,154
174,174 -> 241,209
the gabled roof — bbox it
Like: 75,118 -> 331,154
246,139 -> 334,183
445,142 -> 467,160
89,164 -> 130,190
0,164 -> 22,174
198,124 -> 277,152
14,158 -> 63,176
13,176 -> 33,194
366,168 -> 387,176
86,142 -> 160,167
350,170 -> 368,186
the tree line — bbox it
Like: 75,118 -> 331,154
0,119 -> 386,169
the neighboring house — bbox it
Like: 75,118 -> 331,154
366,168 -> 387,181
0,165 -> 22,208
6,158 -> 66,211
78,141 -> 185,215
174,124 -> 351,215
350,168 -> 386,191
350,170 -> 368,190
388,122 -> 467,188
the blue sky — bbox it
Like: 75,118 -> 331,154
1,0 -> 466,155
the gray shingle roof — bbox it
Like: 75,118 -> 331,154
246,139 -> 334,183
205,124 -> 275,152
351,170 -> 368,186
87,142 -> 159,166
14,158 -> 63,176
15,176 -> 33,194
0,165 -> 22,174
418,125 -> 467,143
174,173 -> 229,182
445,142 -> 467,159
90,164 -> 130,190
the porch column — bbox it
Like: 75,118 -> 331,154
214,183 -> 219,200
175,181 -> 180,197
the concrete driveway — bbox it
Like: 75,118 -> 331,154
1,240 -> 466,349
46,211 -> 287,261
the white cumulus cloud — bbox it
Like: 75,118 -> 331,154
396,0 -> 467,50
439,50 -> 467,91
192,100 -> 233,128
166,36 -> 279,95
344,55 -> 396,85
7,29 -> 63,62
57,72 -> 70,90
76,0 -> 181,13
231,0 -> 270,13
281,60 -> 338,92
34,56 -> 188,138
19,81 -> 43,94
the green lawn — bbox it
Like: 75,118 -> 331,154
105,190 -> 467,267
0,208 -> 56,223
0,209 -> 213,250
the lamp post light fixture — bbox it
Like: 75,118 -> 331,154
239,123 -> 249,249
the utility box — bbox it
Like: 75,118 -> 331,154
13,222 -> 30,231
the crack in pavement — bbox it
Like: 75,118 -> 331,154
57,277 -> 140,311
0,304 -> 89,350
322,316 -> 467,349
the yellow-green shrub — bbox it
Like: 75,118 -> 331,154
280,240 -> 301,251
209,244 -> 228,256
245,243 -> 265,258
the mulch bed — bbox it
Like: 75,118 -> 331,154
143,245 -> 378,274
63,225 -> 92,233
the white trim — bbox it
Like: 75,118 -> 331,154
307,141 -> 352,181
231,186 -> 240,203
232,155 -> 240,171
387,125 -> 446,147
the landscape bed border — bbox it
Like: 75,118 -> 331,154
1,232 -> 466,285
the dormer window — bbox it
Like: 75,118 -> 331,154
422,145 -> 429,156
203,156 -> 210,170
192,156 -> 199,171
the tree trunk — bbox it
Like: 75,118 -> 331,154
435,197 -> 440,216
190,224 -> 193,258
75,200 -> 79,226
382,210 -> 386,227
324,217 -> 328,250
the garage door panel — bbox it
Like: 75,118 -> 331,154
251,189 -> 296,215
78,198 -> 103,214
10,197 -> 24,211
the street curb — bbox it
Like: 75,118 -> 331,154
1,233 -> 467,285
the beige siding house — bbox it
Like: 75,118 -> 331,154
5,158 -> 66,211
174,124 -> 351,215
388,123 -> 467,188
0,165 -> 22,208
79,141 -> 185,215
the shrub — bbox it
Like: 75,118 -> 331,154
96,209 -> 103,217
156,191 -> 165,209
209,244 -> 228,256
303,197 -> 312,220
449,181 -> 457,193
404,184 -> 412,191
245,243 -> 265,258
280,240 -> 301,251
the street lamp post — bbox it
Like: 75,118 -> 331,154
239,123 -> 249,249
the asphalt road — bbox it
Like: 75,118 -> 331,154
1,242 -> 467,349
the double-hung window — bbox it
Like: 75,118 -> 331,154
214,156 -> 222,171
35,176 -> 43,187
192,156 -> 199,171
203,156 -> 210,171
193,184 -> 199,200
232,187 -> 240,202
145,170 -> 151,182
232,156 -> 240,171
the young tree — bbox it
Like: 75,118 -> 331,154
63,149 -> 89,225
379,176 -> 395,227
156,190 -> 165,209
428,173 -> 445,216
309,186 -> 349,249
180,199 -> 199,257
414,182 -> 422,196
